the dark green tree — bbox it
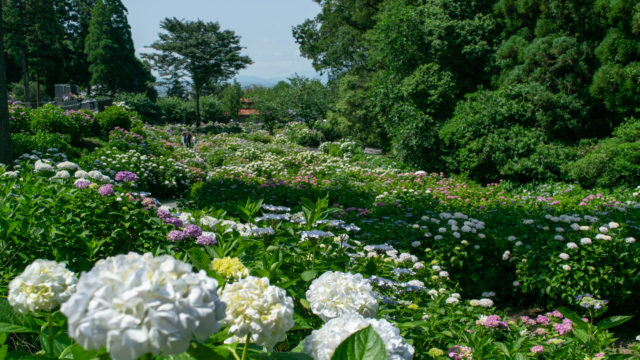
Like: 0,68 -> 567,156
293,0 -> 384,77
27,0 -> 66,102
84,0 -> 154,95
0,0 -> 12,164
589,0 -> 640,119
143,17 -> 252,126
58,0 -> 94,90
3,0 -> 31,106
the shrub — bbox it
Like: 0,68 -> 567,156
30,104 -> 88,141
283,122 -> 325,147
114,92 -> 161,123
566,118 -> 640,188
200,96 -> 225,123
8,101 -> 30,133
96,105 -> 133,137
64,109 -> 98,138
11,132 -> 77,158
158,97 -> 195,124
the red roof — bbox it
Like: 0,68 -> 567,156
238,108 -> 259,116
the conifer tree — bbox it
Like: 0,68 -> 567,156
84,0 -> 153,95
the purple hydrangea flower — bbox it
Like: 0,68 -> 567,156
554,319 -> 573,335
75,179 -> 91,189
163,217 -> 184,228
536,315 -> 550,325
448,345 -> 472,359
196,234 -> 217,245
98,184 -> 114,196
115,171 -> 138,182
156,208 -> 171,219
183,224 -> 203,238
167,230 -> 186,242
530,345 -> 544,354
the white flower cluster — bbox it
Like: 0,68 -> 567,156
302,312 -> 414,360
8,259 -> 77,314
34,160 -> 54,173
307,271 -> 378,322
61,253 -> 225,360
469,298 -> 494,308
301,230 -> 335,241
220,276 -> 294,351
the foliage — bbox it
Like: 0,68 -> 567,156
566,117 -> 640,188
158,97 -> 195,124
283,122 -> 325,148
10,131 -> 76,158
84,0 -> 155,96
95,105 -> 133,136
219,81 -> 244,121
114,92 -> 162,123
30,104 -> 92,140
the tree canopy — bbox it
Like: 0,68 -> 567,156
143,17 -> 252,126
84,0 -> 154,96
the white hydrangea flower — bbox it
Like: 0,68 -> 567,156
502,250 -> 511,261
200,215 -> 219,227
306,271 -> 377,322
2,170 -> 18,178
50,170 -> 70,180
301,230 -> 335,241
8,259 -> 77,314
562,265 -> 572,271
471,298 -> 494,308
567,242 -> 578,249
74,170 -> 89,179
220,276 -> 294,351
56,161 -> 79,171
445,296 -> 459,304
61,253 -> 225,360
34,160 -> 54,173
625,237 -> 636,244
302,312 -> 414,360
559,253 -> 570,260
580,237 -> 592,245
87,170 -> 104,180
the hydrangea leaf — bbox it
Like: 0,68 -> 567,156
330,325 -> 387,360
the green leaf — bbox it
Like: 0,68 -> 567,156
300,298 -> 311,310
0,300 -> 39,334
0,323 -> 38,334
597,315 -> 633,330
573,328 -> 590,343
301,270 -> 318,282
187,248 -> 211,271
330,326 -> 387,360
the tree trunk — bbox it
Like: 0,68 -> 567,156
194,86 -> 201,127
0,0 -> 14,165
21,47 -> 30,107
36,71 -> 40,108
19,3 -> 30,108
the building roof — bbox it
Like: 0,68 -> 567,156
238,108 -> 259,116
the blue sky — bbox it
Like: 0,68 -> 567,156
121,0 -> 321,81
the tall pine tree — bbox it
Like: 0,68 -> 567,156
84,0 -> 153,95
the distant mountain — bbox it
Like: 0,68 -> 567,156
234,76 -> 284,88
